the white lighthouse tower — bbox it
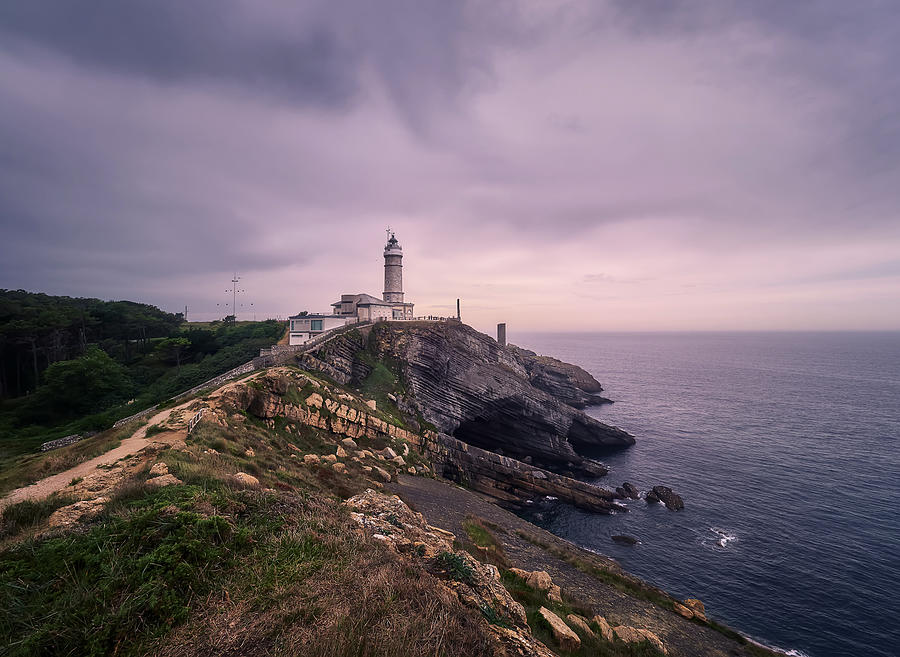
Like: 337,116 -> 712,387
383,231 -> 404,303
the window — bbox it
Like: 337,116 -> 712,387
311,320 -> 323,331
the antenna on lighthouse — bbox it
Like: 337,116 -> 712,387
385,225 -> 392,241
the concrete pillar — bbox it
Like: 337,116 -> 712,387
497,323 -> 507,347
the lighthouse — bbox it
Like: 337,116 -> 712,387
383,231 -> 404,303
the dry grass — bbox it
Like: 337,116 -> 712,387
152,497 -> 497,657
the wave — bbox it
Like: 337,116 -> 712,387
703,527 -> 737,549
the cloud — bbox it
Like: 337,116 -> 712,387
0,0 -> 898,331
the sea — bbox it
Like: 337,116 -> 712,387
513,332 -> 900,657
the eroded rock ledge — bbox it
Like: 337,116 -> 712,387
226,369 -> 624,513
299,321 -> 633,477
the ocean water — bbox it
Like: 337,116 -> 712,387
514,332 -> 900,657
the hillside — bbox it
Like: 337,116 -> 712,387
0,332 -> 780,657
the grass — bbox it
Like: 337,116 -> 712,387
0,494 -> 75,541
0,420 -> 137,496
461,515 -> 510,569
433,551 -> 476,585
144,423 -> 168,437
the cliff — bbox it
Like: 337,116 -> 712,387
299,321 -> 634,477
507,344 -> 613,408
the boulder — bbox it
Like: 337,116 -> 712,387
322,454 -> 338,464
244,448 -> 255,457
525,570 -> 553,592
538,607 -> 580,651
592,615 -> 614,642
613,626 -> 667,654
683,598 -> 707,621
146,473 -> 182,488
332,462 -> 346,474
612,534 -> 639,546
674,602 -> 694,619
548,584 -> 563,604
336,446 -> 348,458
566,614 -> 594,637
149,462 -> 169,477
233,472 -> 260,487
47,497 -> 110,528
303,454 -> 321,465
372,466 -> 392,482
621,482 -> 640,499
366,399 -> 377,410
382,447 -> 398,460
341,438 -> 358,449
305,392 -> 324,408
392,455 -> 406,467
649,486 -> 684,511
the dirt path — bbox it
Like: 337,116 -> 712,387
0,402 -> 197,512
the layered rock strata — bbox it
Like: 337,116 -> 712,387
300,322 -> 633,476
507,345 -> 612,408
224,370 -> 623,513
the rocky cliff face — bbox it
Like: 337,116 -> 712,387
507,345 -> 613,408
300,322 -> 633,477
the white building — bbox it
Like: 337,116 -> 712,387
287,313 -> 350,346
288,232 -> 415,346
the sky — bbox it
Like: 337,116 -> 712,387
1,1 -> 899,334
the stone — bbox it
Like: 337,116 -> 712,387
149,462 -> 168,477
333,462 -> 346,473
613,626 -> 667,654
538,607 -> 580,651
47,497 -> 109,528
372,466 -> 392,482
525,570 -> 553,592
621,482 -> 640,499
233,472 -> 260,487
362,465 -> 373,473
387,393 -> 397,402
322,454 -> 338,464
683,598 -> 706,621
407,466 -> 417,475
612,534 -> 639,545
548,583 -> 563,603
592,615 -> 614,642
336,446 -> 348,458
303,454 -> 320,465
244,448 -> 255,457
366,399 -> 377,410
649,485 -> 684,511
566,614 -> 594,637
146,474 -> 182,488
305,392 -> 324,408
382,447 -> 398,460
509,568 -> 530,580
341,438 -> 358,449
674,602 -> 694,619
392,455 -> 406,466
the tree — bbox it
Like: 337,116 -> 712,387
154,337 -> 191,368
29,347 -> 133,419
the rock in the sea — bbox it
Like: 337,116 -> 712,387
647,485 -> 684,511
539,607 -> 581,651
611,534 -> 639,546
621,482 -> 640,499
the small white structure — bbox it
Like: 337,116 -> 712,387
289,232 -> 415,346
288,313 -> 350,346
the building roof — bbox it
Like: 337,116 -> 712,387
288,313 -> 345,320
